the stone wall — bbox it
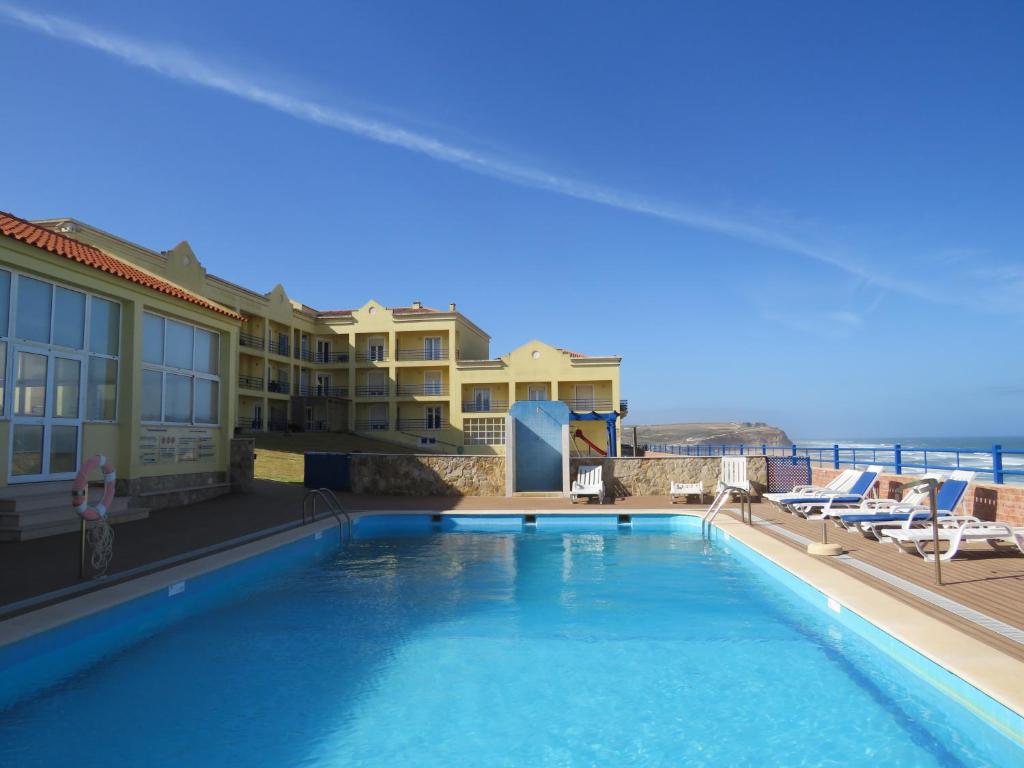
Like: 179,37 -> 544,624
350,454 -> 505,496
230,437 -> 256,493
570,456 -> 768,498
810,466 -> 1024,527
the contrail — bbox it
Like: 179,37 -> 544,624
0,4 -> 928,297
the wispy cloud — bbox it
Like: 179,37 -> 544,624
0,3 -> 1014,313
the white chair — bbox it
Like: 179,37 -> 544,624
887,519 -> 1024,561
570,465 -> 605,504
670,481 -> 706,504
718,456 -> 750,494
763,469 -> 858,504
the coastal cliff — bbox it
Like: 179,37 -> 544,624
631,422 -> 792,448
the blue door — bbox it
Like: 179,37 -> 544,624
511,401 -> 569,492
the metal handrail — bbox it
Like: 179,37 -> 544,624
701,485 -> 752,537
302,488 -> 352,541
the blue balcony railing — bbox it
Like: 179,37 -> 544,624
643,442 -> 1024,485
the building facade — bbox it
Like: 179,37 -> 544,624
13,215 -> 624,464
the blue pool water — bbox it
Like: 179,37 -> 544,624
1,517 -> 1021,766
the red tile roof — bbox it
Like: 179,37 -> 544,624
0,212 -> 243,321
557,347 -> 590,358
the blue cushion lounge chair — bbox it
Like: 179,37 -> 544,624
763,469 -> 858,504
838,472 -> 974,539
779,468 -> 881,518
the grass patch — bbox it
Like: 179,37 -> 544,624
253,432 -> 418,483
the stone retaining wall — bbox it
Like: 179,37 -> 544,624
570,456 -> 768,498
810,466 -> 1024,527
350,454 -> 505,496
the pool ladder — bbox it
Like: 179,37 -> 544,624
302,488 -> 353,541
701,485 -> 753,538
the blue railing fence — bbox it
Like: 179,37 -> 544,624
643,443 -> 1023,485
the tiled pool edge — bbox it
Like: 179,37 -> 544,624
710,515 -> 1024,746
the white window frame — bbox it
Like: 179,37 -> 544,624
574,384 -> 595,409
424,369 -> 443,395
423,336 -> 442,360
141,311 -> 221,426
0,269 -> 121,424
528,385 -> 547,401
425,405 -> 443,430
473,387 -> 491,411
465,417 -> 506,445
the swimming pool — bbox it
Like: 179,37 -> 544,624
1,514 -> 1021,766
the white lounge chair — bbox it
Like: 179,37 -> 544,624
820,472 -> 947,521
763,469 -> 858,504
670,481 -> 706,504
840,471 -> 975,539
782,466 -> 882,518
887,519 -> 1024,561
570,465 -> 605,504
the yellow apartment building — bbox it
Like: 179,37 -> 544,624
0,212 -> 243,539
16,215 -> 624,461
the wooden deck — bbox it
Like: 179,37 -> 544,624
742,502 -> 1024,661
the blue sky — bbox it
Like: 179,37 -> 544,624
1,1 -> 1021,438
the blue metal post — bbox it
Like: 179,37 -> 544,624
894,444 -> 902,475
791,445 -> 797,458
739,444 -> 744,456
761,444 -> 767,456
993,444 -> 1004,485
832,444 -> 839,469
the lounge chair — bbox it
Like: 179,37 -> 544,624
838,471 -> 975,539
887,519 -> 1024,561
818,472 -> 946,520
670,482 -> 706,504
570,465 -> 605,504
763,469 -> 858,504
775,467 -> 881,518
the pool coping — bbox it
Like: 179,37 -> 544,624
2,508 -> 1023,727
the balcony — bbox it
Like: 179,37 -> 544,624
239,332 -> 264,351
267,418 -> 288,432
356,420 -> 389,431
315,351 -> 350,364
236,416 -> 263,431
462,399 -> 508,413
268,340 -> 291,357
562,398 -> 615,412
267,380 -> 291,395
304,421 -> 329,432
295,348 -> 314,363
396,347 -> 449,362
238,374 -> 264,391
397,418 -> 448,431
396,383 -> 449,397
296,384 -> 349,398
355,351 -> 389,363
355,385 -> 391,397
620,399 -> 629,415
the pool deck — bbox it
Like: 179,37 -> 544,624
2,484 -> 1023,666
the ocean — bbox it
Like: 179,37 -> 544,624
790,436 -> 1024,485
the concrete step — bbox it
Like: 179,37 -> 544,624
0,505 -> 148,542
0,480 -> 112,512
0,496 -> 129,527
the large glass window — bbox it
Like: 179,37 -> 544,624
141,312 -> 221,425
14,351 -> 47,417
465,418 -> 506,445
53,358 -> 80,418
87,357 -> 118,421
0,269 -> 10,337
16,276 -> 51,343
53,287 -> 85,349
89,297 -> 120,356
0,340 -> 6,417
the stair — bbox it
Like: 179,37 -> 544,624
0,481 -> 149,541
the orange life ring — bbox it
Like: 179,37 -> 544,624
72,454 -> 117,522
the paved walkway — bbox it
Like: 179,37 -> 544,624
0,481 -> 306,609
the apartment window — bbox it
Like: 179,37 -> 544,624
0,269 -> 8,416
424,370 -> 442,395
141,312 -> 221,425
316,374 -> 331,395
86,296 -> 120,421
368,335 -> 385,361
317,339 -> 331,361
528,385 -> 547,401
473,387 -> 491,411
425,405 -> 443,430
465,417 -> 505,445
574,384 -> 595,410
424,336 -> 442,360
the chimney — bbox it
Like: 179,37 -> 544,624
449,302 -> 456,312
411,300 -> 422,309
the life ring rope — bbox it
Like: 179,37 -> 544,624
72,453 -> 117,522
